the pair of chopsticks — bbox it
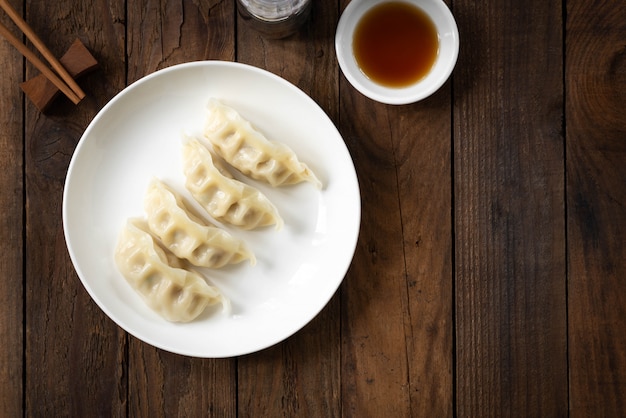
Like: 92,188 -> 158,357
0,0 -> 85,104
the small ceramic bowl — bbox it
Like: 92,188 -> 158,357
335,0 -> 459,105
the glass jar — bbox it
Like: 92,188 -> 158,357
237,0 -> 312,38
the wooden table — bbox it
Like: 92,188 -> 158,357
1,0 -> 625,416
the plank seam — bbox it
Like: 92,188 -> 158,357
387,109 -> 413,417
21,3 -> 27,417
561,0 -> 570,415
450,0 -> 458,413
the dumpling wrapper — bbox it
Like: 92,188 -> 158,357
182,136 -> 284,230
144,178 -> 255,268
114,217 -> 229,322
204,98 -> 322,189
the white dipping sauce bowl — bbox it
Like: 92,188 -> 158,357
335,0 -> 459,105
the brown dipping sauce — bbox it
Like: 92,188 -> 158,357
353,2 -> 439,88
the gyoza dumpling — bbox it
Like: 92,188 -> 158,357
204,98 -> 322,189
144,178 -> 255,268
182,136 -> 283,230
114,218 -> 228,322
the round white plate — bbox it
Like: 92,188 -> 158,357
63,61 -> 361,358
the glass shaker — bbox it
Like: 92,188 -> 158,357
237,0 -> 312,39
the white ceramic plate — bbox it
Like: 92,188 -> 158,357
63,61 -> 360,358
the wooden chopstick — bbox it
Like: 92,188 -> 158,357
0,0 -> 85,102
0,21 -> 80,104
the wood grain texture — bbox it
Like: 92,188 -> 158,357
453,0 -> 567,415
129,342 -> 236,417
125,1 -> 237,416
127,0 -> 235,84
235,3 -> 341,417
397,94 -> 454,416
339,90 -> 411,417
236,308 -> 340,417
23,0 -> 127,416
2,0 -> 624,415
0,1 -> 23,415
566,0 -> 626,415
337,0 -> 454,413
337,8 -> 452,418
337,4 -> 406,415
340,97 -> 455,417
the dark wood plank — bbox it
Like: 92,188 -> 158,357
339,90 -> 412,416
397,93 -> 454,416
235,307 -> 340,417
0,1 -> 24,415
125,1 -> 237,416
129,343 -> 236,416
235,3 -> 341,417
453,0 -> 567,415
336,0 -> 455,413
127,0 -> 235,84
566,0 -> 626,414
23,0 -> 128,415
340,95 -> 455,417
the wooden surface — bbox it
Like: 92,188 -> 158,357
1,0 -> 624,416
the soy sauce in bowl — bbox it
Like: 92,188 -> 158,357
335,0 -> 459,104
353,2 -> 439,88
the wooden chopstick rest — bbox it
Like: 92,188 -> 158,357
20,39 -> 98,112
0,0 -> 93,110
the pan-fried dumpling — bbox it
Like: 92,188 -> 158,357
114,218 -> 228,322
182,136 -> 284,230
203,98 -> 322,189
144,178 -> 255,268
